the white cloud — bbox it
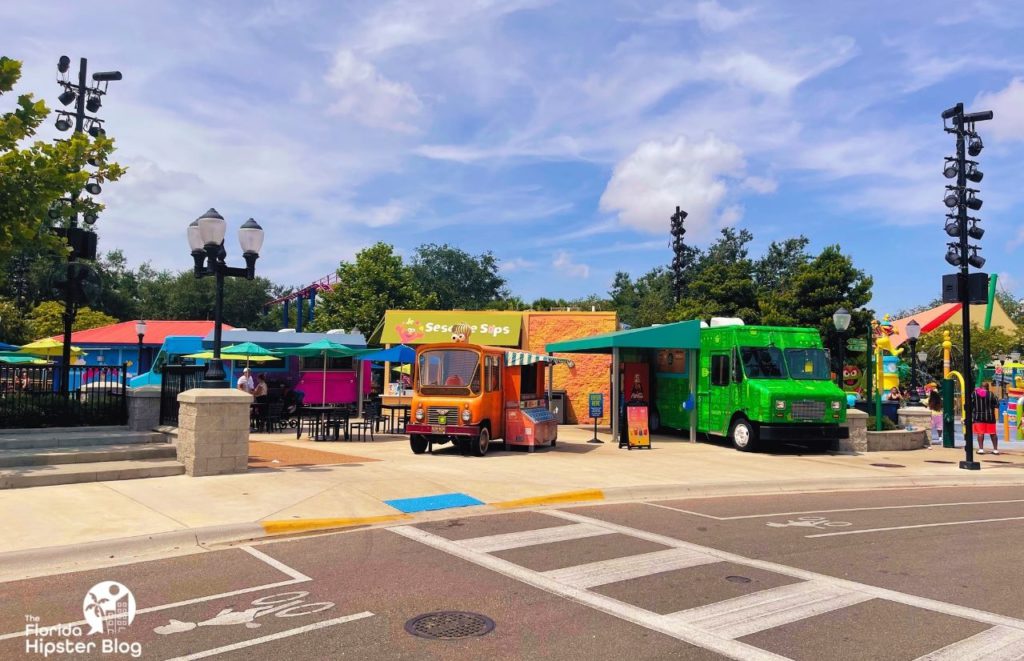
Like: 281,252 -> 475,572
553,251 -> 590,278
974,78 -> 1024,141
599,134 -> 745,239
694,1 -> 754,31
500,257 -> 537,273
742,176 -> 778,194
325,50 -> 423,132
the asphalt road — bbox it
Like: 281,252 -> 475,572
2,485 -> 1023,660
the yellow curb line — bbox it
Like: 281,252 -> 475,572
261,514 -> 412,535
491,489 -> 605,509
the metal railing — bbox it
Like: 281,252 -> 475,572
159,364 -> 207,426
0,363 -> 128,428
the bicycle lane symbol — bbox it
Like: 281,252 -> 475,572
765,516 -> 853,530
153,591 -> 335,635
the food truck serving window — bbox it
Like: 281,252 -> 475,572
520,365 -> 539,397
417,349 -> 481,395
739,347 -> 786,378
785,348 -> 831,380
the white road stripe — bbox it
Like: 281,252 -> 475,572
163,612 -> 374,660
457,523 -> 611,552
648,499 -> 1024,521
241,545 -> 312,581
669,581 -> 872,639
544,510 -> 1024,632
392,525 -> 787,661
914,625 -> 1024,660
805,516 -> 1024,538
543,547 -> 717,589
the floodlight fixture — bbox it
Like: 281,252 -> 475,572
968,134 -> 983,156
943,187 -> 959,208
945,243 -> 961,267
965,191 -> 983,210
85,182 -> 102,195
965,162 -> 983,183
92,71 -> 122,82
58,89 -> 76,106
944,216 -> 961,237
943,158 -> 957,178
967,247 -> 985,268
55,116 -> 71,132
967,219 -> 984,240
57,55 -> 71,73
85,96 -> 101,112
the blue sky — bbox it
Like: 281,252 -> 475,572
5,1 -> 1024,315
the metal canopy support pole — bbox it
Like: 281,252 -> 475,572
546,354 -> 553,408
611,347 -> 620,443
689,349 -> 697,443
356,358 -> 364,419
383,343 -> 391,395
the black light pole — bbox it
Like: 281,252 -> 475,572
187,209 -> 264,388
941,102 -> 992,470
670,206 -> 688,303
53,55 -> 121,395
135,320 -> 147,375
832,307 -> 852,390
906,319 -> 921,405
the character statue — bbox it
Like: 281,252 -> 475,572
451,323 -> 472,343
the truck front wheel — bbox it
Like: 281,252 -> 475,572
473,427 -> 491,457
410,435 -> 429,454
729,418 -> 758,452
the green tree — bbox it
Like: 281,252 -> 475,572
672,229 -> 759,323
0,297 -> 30,344
312,242 -> 434,336
150,271 -> 276,329
780,246 -> 873,333
609,268 -> 673,327
27,300 -> 117,339
754,236 -> 810,295
410,244 -> 508,310
0,56 -> 124,266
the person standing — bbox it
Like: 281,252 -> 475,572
926,389 -> 942,446
236,367 -> 254,393
971,381 -> 1000,455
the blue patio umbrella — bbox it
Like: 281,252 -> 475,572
0,342 -> 19,352
358,345 -> 415,364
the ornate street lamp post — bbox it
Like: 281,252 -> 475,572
832,307 -> 852,390
186,209 -> 264,388
135,319 -> 147,375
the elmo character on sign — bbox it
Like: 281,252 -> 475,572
451,323 -> 472,343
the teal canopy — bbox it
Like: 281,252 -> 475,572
545,320 -> 702,354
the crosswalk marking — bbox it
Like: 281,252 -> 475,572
543,547 -> 717,589
914,625 -> 1024,660
545,509 -> 1024,632
456,522 -> 611,552
668,580 -> 872,639
395,511 -> 1024,661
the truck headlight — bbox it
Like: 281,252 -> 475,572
775,399 -> 786,410
462,409 -> 471,422
415,407 -> 424,421
831,401 -> 842,410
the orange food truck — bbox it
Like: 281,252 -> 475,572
406,326 -> 558,456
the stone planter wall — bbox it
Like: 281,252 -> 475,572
127,386 -> 161,431
866,429 -> 929,451
176,388 -> 251,476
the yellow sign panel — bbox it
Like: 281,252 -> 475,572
626,405 -> 651,449
381,310 -> 523,346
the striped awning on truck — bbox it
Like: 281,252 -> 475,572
505,351 -> 574,368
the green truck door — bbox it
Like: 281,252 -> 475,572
707,351 -> 732,435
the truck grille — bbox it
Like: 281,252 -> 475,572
427,407 -> 458,425
791,400 -> 825,420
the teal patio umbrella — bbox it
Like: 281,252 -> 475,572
221,342 -> 280,366
277,339 -> 363,404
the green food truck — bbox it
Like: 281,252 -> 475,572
654,324 -> 849,451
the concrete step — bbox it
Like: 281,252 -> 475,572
0,458 -> 185,489
0,428 -> 166,450
0,443 -> 177,468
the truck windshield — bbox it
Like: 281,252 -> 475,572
739,347 -> 786,379
785,348 -> 832,380
417,349 -> 481,396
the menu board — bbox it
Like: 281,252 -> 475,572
626,405 -> 651,449
656,350 -> 687,374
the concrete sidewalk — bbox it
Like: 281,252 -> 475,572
2,425 -> 1022,576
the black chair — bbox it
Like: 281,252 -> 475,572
264,401 -> 286,433
324,407 -> 350,441
350,401 -> 383,441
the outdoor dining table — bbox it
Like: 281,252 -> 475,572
380,403 -> 411,433
296,405 -> 351,441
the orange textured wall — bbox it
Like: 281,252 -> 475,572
523,312 -> 616,425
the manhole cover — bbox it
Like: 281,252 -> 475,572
405,611 -> 495,639
870,463 -> 905,468
725,575 -> 752,584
